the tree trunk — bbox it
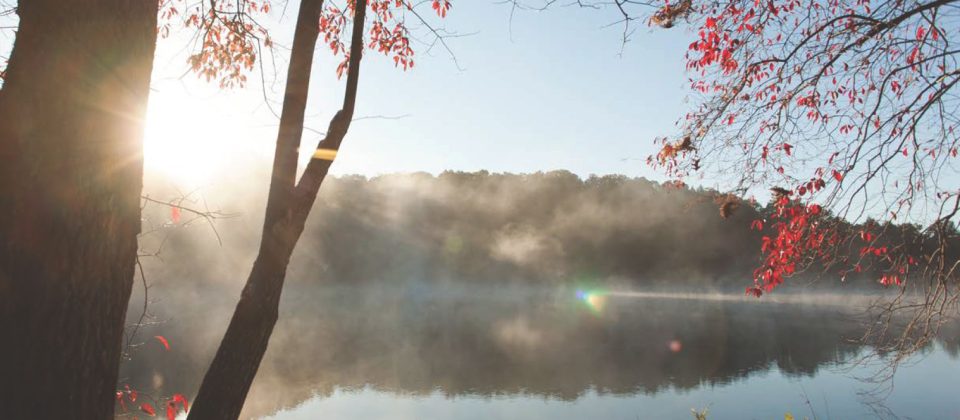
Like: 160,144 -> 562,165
0,1 -> 158,419
188,0 -> 368,417
187,0 -> 326,418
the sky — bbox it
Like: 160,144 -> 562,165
4,1 -> 956,220
140,1 -> 695,189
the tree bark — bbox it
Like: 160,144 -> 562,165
0,1 -> 158,419
188,0 -> 368,417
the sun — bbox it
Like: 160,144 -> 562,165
143,92 -> 229,187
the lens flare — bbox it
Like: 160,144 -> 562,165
313,148 -> 338,161
577,289 -> 607,313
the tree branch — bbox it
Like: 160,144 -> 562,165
292,0 -> 368,215
261,0 -> 324,228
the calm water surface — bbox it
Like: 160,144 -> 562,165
126,287 -> 960,419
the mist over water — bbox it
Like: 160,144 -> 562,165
126,171 -> 960,419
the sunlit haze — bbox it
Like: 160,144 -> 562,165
143,1 -> 691,189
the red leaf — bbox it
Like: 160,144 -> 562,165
831,170 -> 843,182
125,384 -> 138,402
879,274 -> 903,287
173,394 -> 190,412
141,403 -> 157,416
154,335 -> 171,351
171,207 -> 181,224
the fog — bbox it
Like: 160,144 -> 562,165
139,170 -> 902,293
124,171 -> 955,418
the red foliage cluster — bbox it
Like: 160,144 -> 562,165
115,337 -> 189,418
688,15 -> 740,74
159,0 -> 271,88
157,0 -> 452,85
646,0 -> 959,294
747,195 -> 922,296
321,0 -> 452,78
118,386 -> 189,420
749,195 -> 832,296
133,394 -> 188,420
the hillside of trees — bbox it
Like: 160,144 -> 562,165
145,170 -> 948,294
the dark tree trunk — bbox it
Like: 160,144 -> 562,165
0,1 -> 158,418
188,0 -> 367,417
187,0 -> 324,417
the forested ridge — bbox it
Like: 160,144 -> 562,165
149,170 -> 952,293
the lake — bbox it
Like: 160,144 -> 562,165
121,285 -> 960,419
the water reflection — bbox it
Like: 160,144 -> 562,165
117,285 -> 958,419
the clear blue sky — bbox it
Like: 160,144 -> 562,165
142,1 -> 695,187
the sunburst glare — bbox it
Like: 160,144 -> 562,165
143,92 -> 231,187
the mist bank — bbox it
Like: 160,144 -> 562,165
145,170 -> 921,294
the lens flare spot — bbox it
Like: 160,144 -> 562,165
313,148 -> 338,161
577,291 -> 605,313
586,294 -> 606,311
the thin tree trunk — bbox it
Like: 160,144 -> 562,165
0,1 -> 158,418
188,0 -> 367,417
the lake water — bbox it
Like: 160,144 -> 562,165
123,286 -> 960,419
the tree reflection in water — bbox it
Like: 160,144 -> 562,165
118,286 -> 957,418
